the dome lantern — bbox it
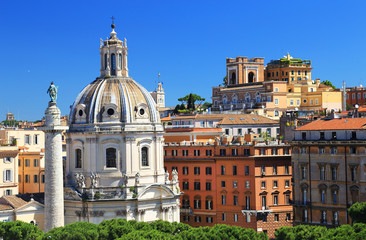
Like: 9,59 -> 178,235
99,24 -> 128,77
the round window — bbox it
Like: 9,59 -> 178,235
303,99 -> 307,103
78,109 -> 83,116
139,108 -> 145,115
107,108 -> 115,115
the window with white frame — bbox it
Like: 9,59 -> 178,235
275,98 -> 279,105
25,135 -> 30,145
106,148 -> 117,168
141,147 -> 149,166
34,135 -> 39,145
3,170 -> 12,182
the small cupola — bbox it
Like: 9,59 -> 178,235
99,23 -> 128,78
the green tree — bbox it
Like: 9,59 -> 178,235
349,202 -> 366,223
178,93 -> 205,111
222,76 -> 227,86
0,221 -> 44,240
44,222 -> 99,240
321,80 -> 336,89
202,102 -> 212,110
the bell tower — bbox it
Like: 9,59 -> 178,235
100,22 -> 128,77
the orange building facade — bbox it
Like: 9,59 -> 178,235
18,149 -> 45,194
164,139 -> 292,238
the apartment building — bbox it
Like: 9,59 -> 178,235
0,145 -> 18,196
0,128 -> 45,194
291,118 -> 366,226
164,131 -> 292,238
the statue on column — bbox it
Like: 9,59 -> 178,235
47,82 -> 58,103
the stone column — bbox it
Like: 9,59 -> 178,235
42,102 -> 69,232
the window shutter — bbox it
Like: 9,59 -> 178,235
10,157 -> 14,163
10,170 -> 13,182
3,170 -> 6,182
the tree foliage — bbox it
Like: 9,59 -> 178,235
178,93 -> 205,111
3,219 -> 366,240
321,80 -> 336,89
349,202 -> 366,223
275,223 -> 366,240
222,76 -> 227,87
0,221 -> 44,240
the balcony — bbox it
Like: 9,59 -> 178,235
292,200 -> 311,207
164,124 -> 194,129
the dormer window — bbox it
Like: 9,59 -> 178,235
75,104 -> 87,123
102,103 -> 118,122
136,103 -> 149,119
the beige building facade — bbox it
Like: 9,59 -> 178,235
291,118 -> 366,226
0,146 -> 18,197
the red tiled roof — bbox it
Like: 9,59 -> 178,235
0,204 -> 12,211
296,118 -> 366,131
0,196 -> 28,209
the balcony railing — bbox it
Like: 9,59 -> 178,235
292,200 -> 311,206
164,124 -> 194,129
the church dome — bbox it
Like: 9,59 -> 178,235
69,77 -> 160,126
69,25 -> 160,128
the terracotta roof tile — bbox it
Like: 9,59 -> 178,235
218,115 -> 278,125
296,118 -> 366,131
0,196 -> 28,209
0,204 -> 12,211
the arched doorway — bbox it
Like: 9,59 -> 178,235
230,72 -> 236,85
248,72 -> 255,83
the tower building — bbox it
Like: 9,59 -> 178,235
64,24 -> 181,224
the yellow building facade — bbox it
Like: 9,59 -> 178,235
212,54 -> 342,118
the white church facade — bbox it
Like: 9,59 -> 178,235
63,23 -> 181,224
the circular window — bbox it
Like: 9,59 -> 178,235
107,108 -> 115,115
303,99 -> 307,103
139,108 -> 145,115
78,110 -> 83,116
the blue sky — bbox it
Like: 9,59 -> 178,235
1,0 -> 366,120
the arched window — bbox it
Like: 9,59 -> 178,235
256,92 -> 261,103
106,148 -> 117,168
230,72 -> 236,85
119,54 -> 122,69
104,54 -> 107,70
245,92 -> 251,103
205,196 -> 213,210
232,94 -> 238,104
223,95 -> 227,105
248,72 -> 255,83
111,53 -> 116,75
75,149 -> 82,168
141,147 -> 148,166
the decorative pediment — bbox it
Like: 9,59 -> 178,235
16,200 -> 44,212
138,184 -> 175,200
271,190 -> 280,195
259,191 -> 268,195
283,190 -> 291,195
